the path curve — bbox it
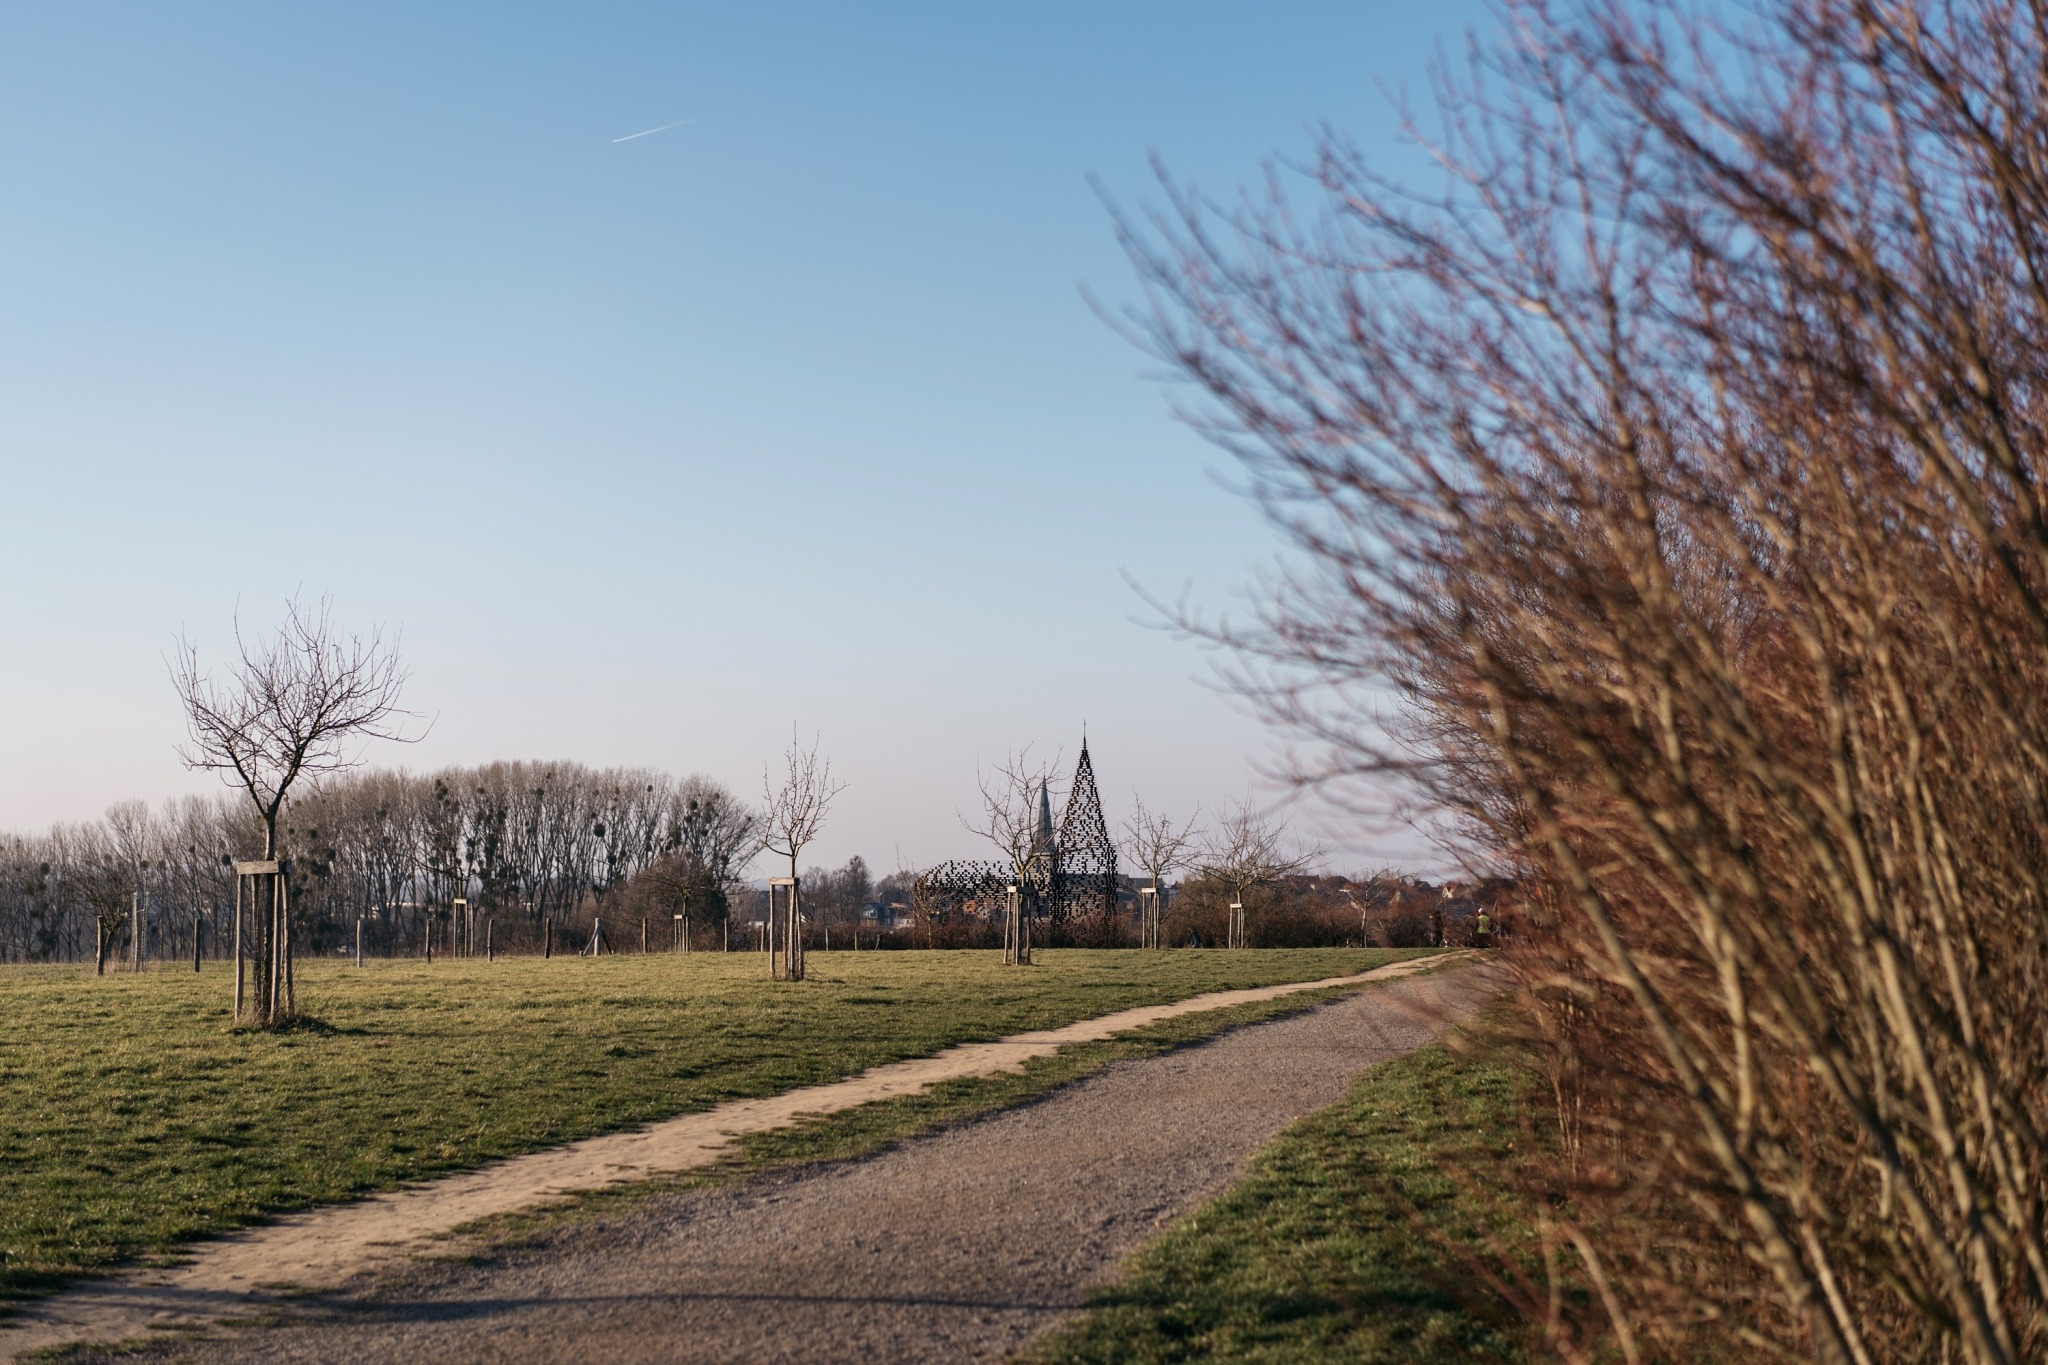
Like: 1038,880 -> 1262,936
138,959 -> 1499,1364
0,954 -> 1472,1362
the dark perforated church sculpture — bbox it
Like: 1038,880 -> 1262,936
1052,739 -> 1118,921
915,736 -> 1121,925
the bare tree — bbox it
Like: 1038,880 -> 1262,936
104,799 -> 155,971
964,747 -> 1058,964
624,777 -> 762,947
172,598 -> 414,861
761,730 -> 844,981
73,823 -> 133,977
1121,794 -> 1200,947
170,597 -> 413,1022
1194,797 -> 1318,948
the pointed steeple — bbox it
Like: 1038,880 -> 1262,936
1055,732 -> 1118,920
1034,780 -> 1055,857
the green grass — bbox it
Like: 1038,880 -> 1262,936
1026,1025 -> 1537,1364
0,947 -> 1423,1309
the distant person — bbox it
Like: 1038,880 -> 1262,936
1475,910 -> 1493,949
1188,930 -> 1202,948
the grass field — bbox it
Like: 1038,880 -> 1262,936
1028,1026 -> 1535,1364
0,946 -> 1422,1308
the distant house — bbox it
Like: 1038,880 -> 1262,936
861,900 -> 913,930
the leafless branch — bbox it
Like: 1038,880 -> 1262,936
170,596 -> 415,858
964,746 -> 1059,882
1120,794 -> 1202,888
1196,795 -> 1321,906
761,728 -> 845,880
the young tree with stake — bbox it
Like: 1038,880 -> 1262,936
965,747 -> 1059,964
761,730 -> 843,982
170,597 -> 413,1023
1195,798 -> 1318,949
1120,795 -> 1200,948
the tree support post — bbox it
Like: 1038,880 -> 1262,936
1003,884 -> 1032,966
1228,901 -> 1246,950
768,878 -> 803,981
232,874 -> 244,1018
1139,885 -> 1161,950
233,860 -> 289,1024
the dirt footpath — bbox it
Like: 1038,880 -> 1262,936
107,960 -> 1499,1365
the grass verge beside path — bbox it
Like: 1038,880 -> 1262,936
0,947 -> 1421,1310
1027,1017 -> 1536,1364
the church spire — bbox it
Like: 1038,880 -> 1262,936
1055,732 -> 1118,920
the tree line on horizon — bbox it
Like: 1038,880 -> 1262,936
0,761 -> 758,968
0,762 -> 1458,966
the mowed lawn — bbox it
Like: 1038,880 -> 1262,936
0,946 -> 1420,1304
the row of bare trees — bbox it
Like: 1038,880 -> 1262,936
0,797 -> 245,970
1122,0 -> 2048,1356
0,763 -> 761,967
0,751 -> 1323,967
1121,795 -> 1319,931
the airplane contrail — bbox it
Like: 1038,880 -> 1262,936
612,116 -> 698,144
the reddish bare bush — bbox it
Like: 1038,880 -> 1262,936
1118,0 -> 2048,1358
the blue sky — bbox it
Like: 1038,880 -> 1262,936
0,2 -> 1488,871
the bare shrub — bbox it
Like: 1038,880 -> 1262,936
1117,0 -> 2048,1357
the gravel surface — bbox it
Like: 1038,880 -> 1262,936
102,961 -> 1498,1364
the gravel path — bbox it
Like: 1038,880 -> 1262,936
1,959 -> 1460,1362
114,960 -> 1499,1365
